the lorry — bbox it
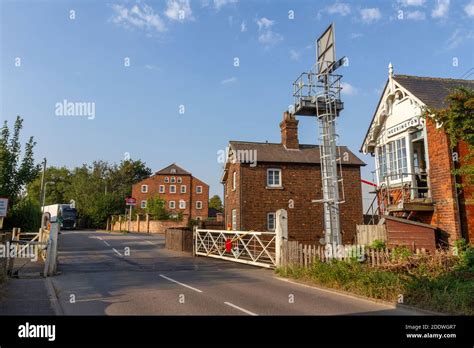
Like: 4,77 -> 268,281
42,204 -> 77,230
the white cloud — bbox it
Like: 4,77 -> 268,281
465,0 -> 474,17
446,28 -> 474,49
327,3 -> 351,16
350,33 -> 363,39
289,49 -> 301,61
432,0 -> 449,18
406,10 -> 426,20
240,21 -> 247,32
256,17 -> 274,30
360,8 -> 381,23
221,77 -> 237,85
111,3 -> 166,33
256,17 -> 282,47
258,30 -> 283,46
165,0 -> 194,22
145,64 -> 159,70
203,0 -> 238,10
398,0 -> 425,6
341,82 -> 358,96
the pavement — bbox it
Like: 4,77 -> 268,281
1,230 -> 427,316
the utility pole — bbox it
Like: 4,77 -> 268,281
39,158 -> 47,229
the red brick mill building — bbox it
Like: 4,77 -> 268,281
360,64 -> 474,248
132,163 -> 209,222
221,111 -> 365,245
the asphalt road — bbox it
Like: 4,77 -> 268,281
49,230 -> 424,316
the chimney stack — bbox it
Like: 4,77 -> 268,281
280,111 -> 299,149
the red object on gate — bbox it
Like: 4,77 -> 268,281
225,239 -> 232,253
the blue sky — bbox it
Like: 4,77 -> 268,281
1,0 -> 473,200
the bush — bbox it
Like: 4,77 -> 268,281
371,239 -> 386,250
4,197 -> 41,231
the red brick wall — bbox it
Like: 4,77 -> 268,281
224,162 -> 363,244
132,173 -> 209,221
458,141 -> 474,244
426,118 -> 463,245
224,162 -> 241,230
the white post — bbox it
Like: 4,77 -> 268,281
275,209 -> 288,267
44,222 -> 59,277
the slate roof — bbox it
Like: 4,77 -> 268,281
155,163 -> 191,175
228,141 -> 366,166
394,75 -> 474,109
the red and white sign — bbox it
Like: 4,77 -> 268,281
125,197 -> 137,206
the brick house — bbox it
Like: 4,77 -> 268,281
360,64 -> 474,247
132,163 -> 209,221
221,112 -> 365,245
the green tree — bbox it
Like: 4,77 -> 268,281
209,194 -> 223,212
26,167 -> 72,205
146,196 -> 169,220
0,116 -> 40,204
429,87 -> 474,187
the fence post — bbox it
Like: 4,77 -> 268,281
146,214 -> 150,234
136,215 -> 140,233
275,209 -> 288,267
44,222 -> 59,277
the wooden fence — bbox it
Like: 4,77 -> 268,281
280,240 -> 456,270
355,224 -> 387,245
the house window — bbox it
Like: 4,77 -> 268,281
232,172 -> 237,190
164,177 -> 169,183
141,184 -> 148,193
141,200 -> 147,209
170,185 -> 176,193
379,137 -> 408,181
181,185 -> 187,194
169,201 -> 175,209
179,200 -> 186,209
171,177 -> 176,183
177,177 -> 182,183
267,169 -> 282,187
196,201 -> 202,209
231,209 -> 237,231
196,186 -> 202,194
159,185 -> 165,193
267,212 -> 276,231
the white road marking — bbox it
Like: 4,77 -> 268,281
224,302 -> 258,316
103,240 -> 110,247
145,241 -> 155,246
112,248 -> 123,256
159,274 -> 203,293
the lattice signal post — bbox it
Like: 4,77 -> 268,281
290,24 -> 346,246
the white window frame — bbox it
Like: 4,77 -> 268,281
177,177 -> 182,183
196,185 -> 203,194
180,185 -> 187,194
169,201 -> 175,209
267,168 -> 282,187
159,185 -> 165,194
169,185 -> 176,194
196,201 -> 203,209
179,200 -> 186,209
141,184 -> 148,193
171,176 -> 176,183
141,200 -> 147,209
379,135 -> 409,184
164,177 -> 169,183
267,212 -> 276,231
231,209 -> 237,231
232,172 -> 237,191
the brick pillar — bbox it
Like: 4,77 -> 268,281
280,111 -> 299,149
426,118 -> 463,246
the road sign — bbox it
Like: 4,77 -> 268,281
0,197 -> 9,217
125,197 -> 137,206
317,23 -> 335,74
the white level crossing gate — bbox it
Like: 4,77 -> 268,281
194,210 -> 288,269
